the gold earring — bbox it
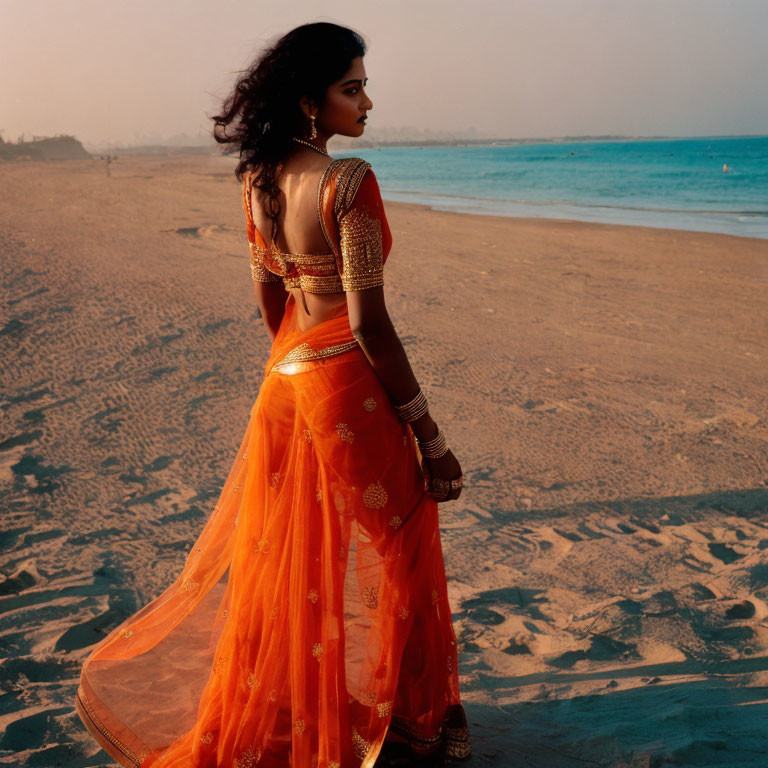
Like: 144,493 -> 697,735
308,114 -> 317,140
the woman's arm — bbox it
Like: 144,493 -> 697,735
252,281 -> 287,343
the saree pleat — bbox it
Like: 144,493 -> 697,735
75,293 -> 471,767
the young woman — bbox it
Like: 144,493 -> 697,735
74,22 -> 471,768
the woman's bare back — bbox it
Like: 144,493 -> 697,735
249,152 -> 347,331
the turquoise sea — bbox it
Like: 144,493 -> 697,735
339,136 -> 768,240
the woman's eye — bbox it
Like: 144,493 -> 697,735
346,88 -> 359,95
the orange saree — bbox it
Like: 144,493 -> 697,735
74,158 -> 472,768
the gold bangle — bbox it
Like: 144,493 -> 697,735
393,388 -> 429,423
417,428 -> 448,459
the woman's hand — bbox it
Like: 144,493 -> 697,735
421,449 -> 464,503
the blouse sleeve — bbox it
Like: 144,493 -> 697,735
336,169 -> 392,291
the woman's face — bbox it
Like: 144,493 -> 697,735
317,56 -> 372,138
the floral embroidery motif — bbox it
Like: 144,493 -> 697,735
233,744 -> 262,767
308,588 -> 319,604
388,516 -> 402,529
362,585 -> 378,609
254,538 -> 269,554
362,689 -> 376,705
363,482 -> 387,509
270,471 -> 280,488
329,762 -> 340,768
270,606 -> 278,621
212,656 -> 226,674
122,628 -> 134,638
232,483 -> 242,494
223,608 -> 229,618
294,718 -> 305,734
312,642 -> 323,661
363,397 -> 377,412
247,673 -> 261,689
398,605 -> 410,620
268,688 -> 277,702
377,701 -> 393,718
335,422 -> 355,444
181,577 -> 200,592
447,654 -> 453,673
242,450 -> 247,460
431,588 -> 439,605
303,428 -> 312,444
351,725 -> 372,759
200,731 -> 213,745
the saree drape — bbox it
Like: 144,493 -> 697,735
75,290 -> 472,767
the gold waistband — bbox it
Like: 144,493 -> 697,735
271,339 -> 359,371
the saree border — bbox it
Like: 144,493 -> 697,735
75,684 -> 146,767
388,703 -> 472,760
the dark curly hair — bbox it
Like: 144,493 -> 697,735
210,22 -> 367,245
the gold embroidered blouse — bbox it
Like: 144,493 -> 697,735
242,157 -> 393,293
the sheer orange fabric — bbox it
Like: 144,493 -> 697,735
75,158 -> 471,768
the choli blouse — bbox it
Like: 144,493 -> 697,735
242,157 -> 393,293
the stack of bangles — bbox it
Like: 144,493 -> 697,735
392,388 -> 464,499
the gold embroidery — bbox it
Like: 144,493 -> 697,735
294,718 -> 305,734
316,487 -> 322,502
363,482 -> 387,509
329,762 -> 340,768
249,244 -> 283,283
270,606 -> 278,621
212,656 -> 226,674
363,397 -> 377,412
233,744 -> 262,767
269,688 -> 277,702
335,422 -> 354,443
362,689 -> 376,705
121,628 -> 134,638
432,588 -> 439,605
362,585 -> 378,609
388,516 -> 402,529
339,207 -> 384,291
232,483 -> 242,494
181,577 -> 200,592
334,160 -> 372,218
247,673 -> 261,689
333,490 -> 346,513
272,340 -> 359,370
303,428 -> 312,443
270,471 -> 280,487
377,701 -> 393,718
223,608 -> 229,618
242,450 -> 247,460
447,654 -> 453,672
296,273 -> 344,293
339,545 -> 346,559
138,751 -> 149,765
308,588 -> 319,604
200,731 -> 213,745
351,725 -> 371,759
254,538 -> 269,554
398,605 -> 410,620
312,642 -> 323,661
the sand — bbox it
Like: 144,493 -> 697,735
1,153 -> 767,767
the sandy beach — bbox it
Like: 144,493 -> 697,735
1,153 -> 767,767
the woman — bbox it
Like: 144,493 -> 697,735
74,22 -> 471,768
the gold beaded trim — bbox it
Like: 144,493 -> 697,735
339,207 -> 384,291
272,340 -> 359,370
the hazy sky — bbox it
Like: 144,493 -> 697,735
2,0 -> 766,148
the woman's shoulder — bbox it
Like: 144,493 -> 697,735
325,157 -> 377,218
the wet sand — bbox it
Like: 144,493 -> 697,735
1,153 -> 767,767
